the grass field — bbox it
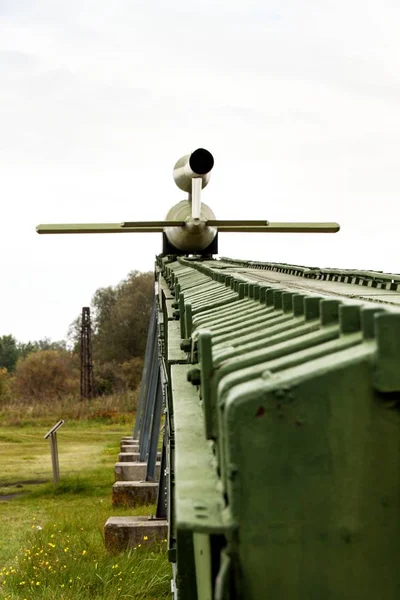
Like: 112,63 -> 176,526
0,397 -> 171,599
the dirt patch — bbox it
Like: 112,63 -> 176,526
0,492 -> 26,501
0,479 -> 48,487
0,478 -> 49,501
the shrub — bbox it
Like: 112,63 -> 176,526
118,357 -> 144,390
12,350 -> 80,402
93,358 -> 143,396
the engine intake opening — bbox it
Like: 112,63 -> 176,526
189,148 -> 214,175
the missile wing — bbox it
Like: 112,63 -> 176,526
36,148 -> 340,254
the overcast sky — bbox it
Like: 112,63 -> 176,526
1,1 -> 400,342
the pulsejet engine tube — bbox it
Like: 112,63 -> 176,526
173,148 -> 214,194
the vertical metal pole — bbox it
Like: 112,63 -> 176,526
139,333 -> 159,462
80,307 -> 94,400
50,433 -> 60,485
80,309 -> 85,399
155,427 -> 168,519
145,369 -> 163,481
134,300 -> 157,440
53,432 -> 60,483
155,360 -> 169,519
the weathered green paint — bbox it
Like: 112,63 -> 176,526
161,255 -> 400,599
224,348 -> 400,598
170,364 -> 225,534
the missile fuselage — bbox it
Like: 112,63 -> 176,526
165,148 -> 217,252
164,199 -> 217,252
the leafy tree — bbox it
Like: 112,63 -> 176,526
93,271 -> 154,363
0,335 -> 19,372
0,333 -> 68,377
92,286 -> 117,338
0,367 -> 9,399
18,338 -> 66,359
93,357 -> 144,396
67,316 -> 82,354
34,338 -> 67,352
70,270 -> 154,366
17,341 -> 38,359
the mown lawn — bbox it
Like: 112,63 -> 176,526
0,408 -> 171,599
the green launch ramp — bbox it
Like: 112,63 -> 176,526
159,256 -> 400,600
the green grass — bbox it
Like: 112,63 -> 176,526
0,401 -> 171,599
0,424 -> 125,495
0,496 -> 169,599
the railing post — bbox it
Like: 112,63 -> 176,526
145,366 -> 164,481
155,426 -> 168,519
139,325 -> 159,462
133,300 -> 157,441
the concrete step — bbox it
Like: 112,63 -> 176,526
118,451 -> 161,462
104,516 -> 168,551
119,452 -> 141,462
120,444 -> 140,453
114,462 -> 161,482
120,441 -> 139,451
112,481 -> 158,507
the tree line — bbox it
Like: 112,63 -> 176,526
0,335 -> 67,372
0,270 -> 154,402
